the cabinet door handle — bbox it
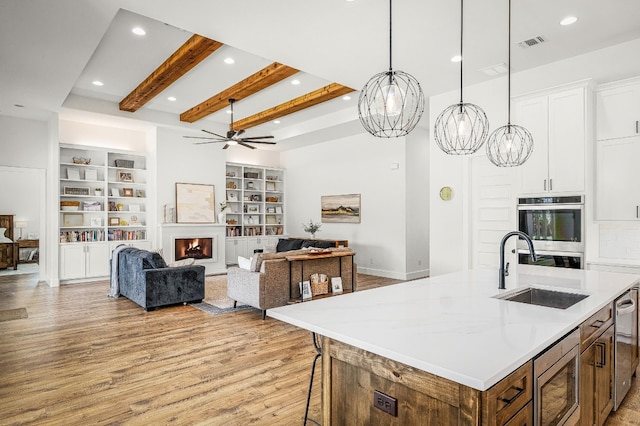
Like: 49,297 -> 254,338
637,206 -> 639,219
549,179 -> 553,191
590,319 -> 605,329
499,386 -> 525,404
636,120 -> 639,134
595,342 -> 606,368
544,179 -> 547,191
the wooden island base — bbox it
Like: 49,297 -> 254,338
321,338 -> 533,426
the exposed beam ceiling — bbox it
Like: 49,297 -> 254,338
233,83 -> 355,130
180,62 -> 298,123
119,34 -> 223,112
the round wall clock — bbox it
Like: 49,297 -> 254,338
439,186 -> 453,201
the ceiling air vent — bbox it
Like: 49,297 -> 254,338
517,36 -> 546,49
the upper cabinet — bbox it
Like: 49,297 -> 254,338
596,77 -> 640,141
515,83 -> 589,195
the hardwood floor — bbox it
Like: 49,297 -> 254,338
0,272 -> 638,425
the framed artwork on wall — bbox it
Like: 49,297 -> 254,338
321,194 -> 361,223
175,183 -> 216,223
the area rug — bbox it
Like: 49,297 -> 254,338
0,307 -> 28,322
203,274 -> 246,309
190,302 -> 255,316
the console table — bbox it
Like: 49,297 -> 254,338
285,251 -> 356,300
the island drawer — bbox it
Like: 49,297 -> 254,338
482,360 -> 533,426
579,302 -> 613,351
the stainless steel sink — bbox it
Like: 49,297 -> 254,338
494,287 -> 589,309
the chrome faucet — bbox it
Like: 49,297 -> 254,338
499,231 -> 536,290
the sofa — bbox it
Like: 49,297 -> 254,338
227,242 -> 356,319
115,247 -> 205,311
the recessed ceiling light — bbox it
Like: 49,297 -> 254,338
273,120 -> 281,124
451,55 -> 462,63
167,96 -> 176,102
342,95 -> 351,101
226,109 -> 232,114
92,80 -> 104,86
132,27 -> 146,36
291,79 -> 301,85
224,57 -> 235,64
560,16 -> 578,26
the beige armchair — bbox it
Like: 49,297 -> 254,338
227,247 -> 357,319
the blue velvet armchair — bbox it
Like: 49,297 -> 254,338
116,247 -> 205,311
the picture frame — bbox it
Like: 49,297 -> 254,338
109,217 -> 120,226
265,182 -> 276,191
116,170 -> 134,182
27,232 -> 37,240
227,192 -> 237,201
300,281 -> 312,300
84,169 -> 98,181
109,201 -> 117,211
90,217 -> 102,227
130,215 -> 140,225
321,193 -> 361,223
275,206 -> 283,214
247,205 -> 259,213
331,277 -> 344,294
110,187 -> 120,197
66,168 -> 80,180
122,188 -> 134,197
64,186 -> 90,196
175,182 -> 216,223
63,213 -> 83,226
128,204 -> 140,213
266,207 -> 276,214
136,189 -> 145,198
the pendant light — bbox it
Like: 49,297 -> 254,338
358,0 -> 424,138
433,0 -> 489,155
486,0 -> 533,167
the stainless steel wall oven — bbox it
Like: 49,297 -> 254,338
518,196 -> 584,268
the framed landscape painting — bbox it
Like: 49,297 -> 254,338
176,183 -> 216,223
321,194 -> 361,223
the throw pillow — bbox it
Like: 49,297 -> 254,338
276,238 -> 304,252
0,228 -> 12,243
168,258 -> 195,267
250,255 -> 260,272
238,256 -> 252,270
302,240 -> 333,249
263,244 -> 277,253
143,251 -> 168,269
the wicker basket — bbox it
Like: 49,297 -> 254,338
310,280 -> 329,296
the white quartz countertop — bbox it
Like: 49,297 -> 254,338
268,265 -> 640,390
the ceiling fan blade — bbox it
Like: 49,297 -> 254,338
184,136 -> 223,140
193,140 -> 226,145
201,129 -> 227,139
222,143 -> 230,150
240,140 -> 277,145
235,129 -> 245,137
242,135 -> 274,140
227,130 -> 237,139
238,141 -> 257,150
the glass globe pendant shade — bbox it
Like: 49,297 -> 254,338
358,70 -> 425,138
485,124 -> 534,167
434,103 -> 489,155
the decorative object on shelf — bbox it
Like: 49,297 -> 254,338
114,159 -> 134,168
439,186 -> 453,201
130,215 -> 139,225
63,186 -> 90,196
109,217 -> 120,226
82,201 -> 101,211
246,181 -> 255,190
109,201 -> 117,212
244,171 -> 260,179
120,219 -> 128,226
331,277 -> 344,294
72,157 -> 91,165
300,281 -> 312,300
136,189 -> 145,198
110,187 -> 121,197
15,220 -> 27,240
434,0 -> 489,155
486,0 -> 534,167
175,182 -> 216,223
116,170 -> 134,182
116,203 -> 124,211
266,182 -> 276,191
227,192 -> 237,201
310,273 -> 329,296
357,0 -> 424,138
85,169 -> 98,181
90,217 -> 101,227
163,204 -> 175,223
66,168 -> 80,180
63,213 -> 83,227
226,181 -> 237,189
266,196 -> 279,203
302,219 -> 322,238
226,171 -> 236,177
321,194 -> 361,223
122,188 -> 134,197
94,187 -> 103,196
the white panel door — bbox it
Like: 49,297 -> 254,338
471,156 -> 517,270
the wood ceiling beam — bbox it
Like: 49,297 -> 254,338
119,35 -> 223,112
233,83 -> 355,130
179,62 -> 299,123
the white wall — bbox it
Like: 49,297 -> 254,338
429,39 -> 640,276
281,132 -> 412,279
0,115 -> 49,169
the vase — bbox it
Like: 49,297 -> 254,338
218,212 -> 226,224
310,233 -> 315,239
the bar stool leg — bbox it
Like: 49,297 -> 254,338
304,332 -> 322,426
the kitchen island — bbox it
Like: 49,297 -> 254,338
268,265 -> 640,425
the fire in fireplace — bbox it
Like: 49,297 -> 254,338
174,237 -> 213,261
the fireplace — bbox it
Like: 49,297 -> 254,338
174,237 -> 213,261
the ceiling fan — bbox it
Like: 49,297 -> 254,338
183,98 -> 276,150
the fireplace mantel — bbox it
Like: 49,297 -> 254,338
158,223 -> 226,275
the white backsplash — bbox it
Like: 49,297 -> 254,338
599,224 -> 640,259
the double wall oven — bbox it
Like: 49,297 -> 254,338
517,196 -> 584,269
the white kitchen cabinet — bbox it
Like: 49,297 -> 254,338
60,243 -> 110,280
596,77 -> 640,141
516,84 -> 588,195
596,136 -> 640,220
225,238 -> 248,265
